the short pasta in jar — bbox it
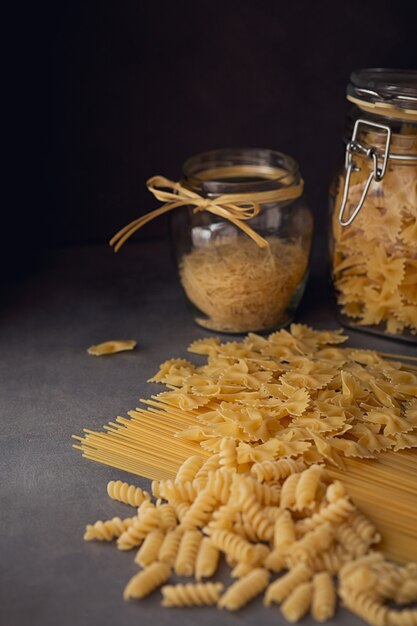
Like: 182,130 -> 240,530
330,68 -> 417,341
171,148 -> 313,333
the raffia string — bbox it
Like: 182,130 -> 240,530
110,175 -> 304,251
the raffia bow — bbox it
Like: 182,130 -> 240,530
110,175 -> 304,251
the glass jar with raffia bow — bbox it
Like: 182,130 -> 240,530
111,148 -> 313,333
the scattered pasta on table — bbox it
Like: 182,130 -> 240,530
83,462 -> 417,625
77,325 -> 417,625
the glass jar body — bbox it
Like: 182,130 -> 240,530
329,107 -> 417,341
171,149 -> 313,334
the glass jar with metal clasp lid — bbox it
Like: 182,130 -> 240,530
329,69 -> 417,342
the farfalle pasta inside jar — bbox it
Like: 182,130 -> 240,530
330,69 -> 417,341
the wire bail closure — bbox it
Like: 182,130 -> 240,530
338,119 -> 392,227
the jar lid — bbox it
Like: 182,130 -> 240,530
347,68 -> 417,120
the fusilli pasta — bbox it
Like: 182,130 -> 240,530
161,582 -> 224,607
123,562 -> 171,600
218,568 -> 270,610
107,480 -> 150,507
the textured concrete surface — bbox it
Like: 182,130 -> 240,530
1,241 -> 415,626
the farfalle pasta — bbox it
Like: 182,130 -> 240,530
331,145 -> 417,336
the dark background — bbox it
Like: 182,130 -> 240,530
11,0 -> 417,279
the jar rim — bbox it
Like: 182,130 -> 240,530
348,68 -> 417,115
181,148 -> 300,196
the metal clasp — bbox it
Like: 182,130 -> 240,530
338,119 -> 392,226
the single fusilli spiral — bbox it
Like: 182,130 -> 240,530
280,472 -> 302,509
237,483 -> 274,542
123,562 -> 171,600
348,510 -> 381,545
241,476 -> 281,505
107,480 -> 150,507
274,510 -> 296,550
206,468 -> 235,504
218,568 -> 270,610
336,523 -> 370,558
134,530 -> 165,567
264,563 -> 312,606
151,480 -> 161,498
295,464 -> 324,510
158,528 -> 184,566
251,458 -> 306,483
176,455 -> 205,484
193,453 -> 221,491
195,537 -> 220,580
326,480 -> 346,503
174,529 -> 202,576
117,507 -> 161,551
209,529 -> 255,564
219,437 -> 238,470
157,503 -> 177,531
181,489 -> 217,529
159,479 -> 197,503
161,582 -> 224,607
84,516 -> 134,541
231,562 -> 255,578
311,571 -> 336,621
281,581 -> 313,622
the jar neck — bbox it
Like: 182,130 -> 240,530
181,148 -> 301,197
344,105 -> 417,157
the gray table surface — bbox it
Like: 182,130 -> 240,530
1,241 -> 415,626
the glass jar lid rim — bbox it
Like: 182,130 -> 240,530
348,68 -> 417,110
182,148 -> 300,195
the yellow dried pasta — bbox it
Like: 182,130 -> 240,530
311,571 -> 336,622
174,529 -> 202,576
161,582 -> 224,607
123,562 -> 170,600
158,528 -> 184,566
331,152 -> 417,335
107,480 -> 150,507
77,324 -> 417,625
195,537 -> 220,581
180,236 -> 309,333
84,516 -> 134,541
87,339 -> 136,355
218,568 -> 270,610
281,581 -> 313,622
264,563 -> 313,606
134,530 -> 165,567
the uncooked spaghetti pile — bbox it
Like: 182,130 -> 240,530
83,462 -> 417,625
332,155 -> 417,335
179,236 -> 308,332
